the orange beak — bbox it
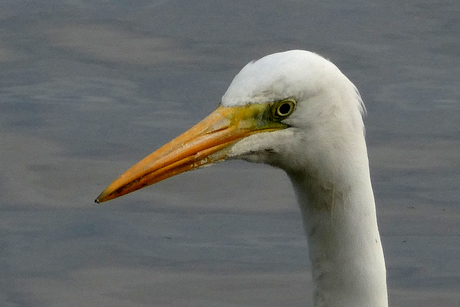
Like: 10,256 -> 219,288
95,104 -> 285,203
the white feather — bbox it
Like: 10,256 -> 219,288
226,50 -> 388,307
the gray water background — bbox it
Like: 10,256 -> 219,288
0,1 -> 459,306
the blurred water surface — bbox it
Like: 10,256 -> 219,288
0,1 -> 459,306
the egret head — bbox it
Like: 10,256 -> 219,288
223,50 -> 366,172
96,50 -> 365,203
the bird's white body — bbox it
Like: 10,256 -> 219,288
97,50 -> 388,307
224,51 -> 388,307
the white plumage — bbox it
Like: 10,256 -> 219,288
97,50 -> 388,307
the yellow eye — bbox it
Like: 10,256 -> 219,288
272,99 -> 296,120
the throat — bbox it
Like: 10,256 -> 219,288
288,171 -> 388,307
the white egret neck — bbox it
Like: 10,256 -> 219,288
224,50 -> 388,307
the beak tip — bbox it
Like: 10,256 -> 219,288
95,191 -> 108,204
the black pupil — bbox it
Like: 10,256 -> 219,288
278,102 -> 291,116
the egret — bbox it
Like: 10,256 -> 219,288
96,50 -> 388,307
